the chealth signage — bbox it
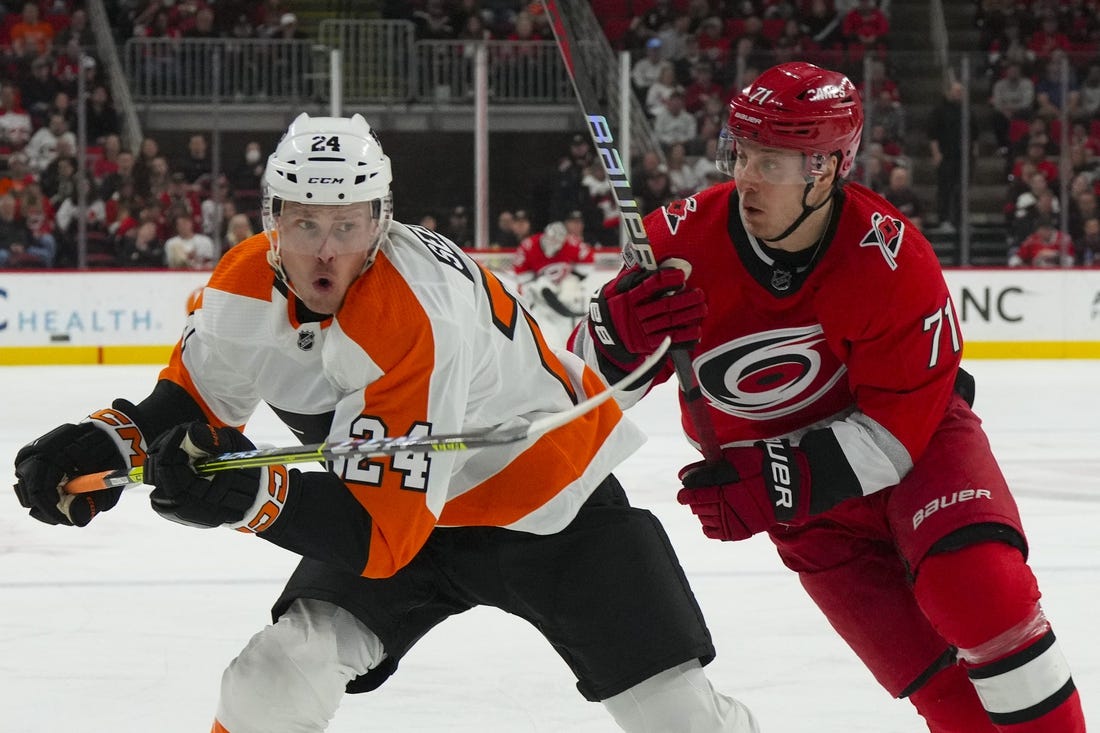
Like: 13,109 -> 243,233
0,271 -> 208,364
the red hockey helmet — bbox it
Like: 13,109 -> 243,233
718,62 -> 864,180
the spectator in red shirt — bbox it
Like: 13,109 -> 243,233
93,134 -> 123,184
1027,14 -> 1071,61
1009,215 -> 1075,267
697,16 -> 731,69
158,171 -> 203,231
841,0 -> 889,62
1011,136 -> 1061,183
682,61 -> 724,117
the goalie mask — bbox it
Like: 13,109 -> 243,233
540,222 -> 568,257
262,113 -> 394,284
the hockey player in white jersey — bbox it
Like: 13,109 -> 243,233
13,113 -> 759,733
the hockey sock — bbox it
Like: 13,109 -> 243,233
908,663 -> 996,732
914,542 -> 1084,732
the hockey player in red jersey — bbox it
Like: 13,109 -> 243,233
513,215 -> 596,283
513,217 -> 596,345
12,113 -> 760,733
569,62 -> 1085,732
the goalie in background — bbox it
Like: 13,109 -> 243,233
513,212 -> 596,346
12,113 -> 760,733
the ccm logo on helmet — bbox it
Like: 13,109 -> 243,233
307,177 -> 345,184
912,488 -> 992,529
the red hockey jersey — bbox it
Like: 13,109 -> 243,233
573,181 -> 962,497
513,232 -> 594,281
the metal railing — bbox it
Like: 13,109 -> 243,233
415,40 -> 573,104
315,19 -> 415,102
123,37 -> 324,102
89,0 -> 142,152
121,33 -> 582,107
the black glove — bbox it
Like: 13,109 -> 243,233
587,265 -> 707,372
145,422 -> 289,532
13,404 -> 148,527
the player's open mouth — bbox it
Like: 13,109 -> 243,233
314,276 -> 334,290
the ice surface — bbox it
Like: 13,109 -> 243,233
1,361 -> 1096,731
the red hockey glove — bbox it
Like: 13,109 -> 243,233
587,266 -> 706,372
677,440 -> 837,541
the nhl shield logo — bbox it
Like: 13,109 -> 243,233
297,329 -> 315,351
860,212 -> 904,270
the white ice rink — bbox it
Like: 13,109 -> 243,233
1,361 -> 1097,732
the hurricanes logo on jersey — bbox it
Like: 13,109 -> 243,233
696,325 -> 846,419
860,212 -> 904,270
663,196 -> 698,235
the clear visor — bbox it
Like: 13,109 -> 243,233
716,130 -> 826,185
270,199 -> 386,256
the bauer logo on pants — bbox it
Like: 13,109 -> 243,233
911,488 -> 992,529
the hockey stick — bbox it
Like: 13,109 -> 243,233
539,285 -> 588,318
542,0 -> 723,463
63,336 -> 671,495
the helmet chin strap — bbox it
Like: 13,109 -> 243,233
760,178 -> 836,245
760,151 -> 841,245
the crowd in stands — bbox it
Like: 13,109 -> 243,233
6,0 -> 1100,269
433,0 -> 909,256
977,0 -> 1100,266
0,0 -> 290,269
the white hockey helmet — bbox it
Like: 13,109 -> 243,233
263,113 -> 394,273
541,221 -> 567,256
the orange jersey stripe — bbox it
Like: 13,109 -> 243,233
158,340 -> 231,428
331,253 -> 443,578
208,234 -> 277,302
439,365 -> 622,527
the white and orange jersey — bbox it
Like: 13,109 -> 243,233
159,223 -> 644,577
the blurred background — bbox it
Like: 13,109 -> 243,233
2,0 -> 1097,272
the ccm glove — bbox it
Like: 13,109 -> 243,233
587,266 -> 706,372
145,422 -> 291,532
13,403 -> 148,527
676,439 -> 860,541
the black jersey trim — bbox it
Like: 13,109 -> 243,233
727,187 -> 846,298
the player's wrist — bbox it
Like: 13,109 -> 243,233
227,464 -> 295,534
